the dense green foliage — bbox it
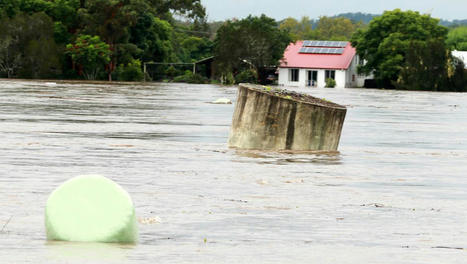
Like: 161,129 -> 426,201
65,35 -> 111,80
0,12 -> 61,78
447,26 -> 467,51
279,17 -> 316,41
0,0 -> 212,80
397,39 -> 451,91
214,15 -> 291,84
173,70 -> 207,83
325,78 -> 336,88
279,16 -> 361,42
352,10 -> 444,88
334,12 -> 377,24
235,69 -> 257,84
333,12 -> 467,28
352,9 -> 466,91
316,16 -> 361,41
0,3 -> 465,90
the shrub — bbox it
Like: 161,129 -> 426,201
173,70 -> 192,82
116,59 -> 144,81
221,72 -> 235,85
173,70 -> 207,84
165,65 -> 178,80
187,73 -> 208,84
325,78 -> 336,88
235,69 -> 257,84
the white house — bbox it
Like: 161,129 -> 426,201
452,50 -> 467,69
278,40 -> 370,88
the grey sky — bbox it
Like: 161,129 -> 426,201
201,0 -> 467,21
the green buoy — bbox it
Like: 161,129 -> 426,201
45,175 -> 138,243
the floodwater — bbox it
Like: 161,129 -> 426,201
1,80 -> 467,263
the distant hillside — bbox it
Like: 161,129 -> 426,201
333,12 -> 379,24
333,12 -> 467,27
439,19 -> 467,27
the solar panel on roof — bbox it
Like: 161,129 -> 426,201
302,40 -> 349,47
299,45 -> 345,54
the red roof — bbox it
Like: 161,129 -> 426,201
280,41 -> 356,70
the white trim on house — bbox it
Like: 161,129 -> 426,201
278,55 -> 370,88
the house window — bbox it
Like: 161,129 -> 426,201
325,70 -> 335,80
352,74 -> 355,82
289,69 -> 299,82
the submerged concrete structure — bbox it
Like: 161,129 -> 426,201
228,84 -> 346,151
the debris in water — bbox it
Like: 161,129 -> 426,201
211,98 -> 232,104
138,216 -> 162,225
1,216 -> 12,233
432,246 -> 464,250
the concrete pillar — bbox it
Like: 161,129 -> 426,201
228,84 -> 346,151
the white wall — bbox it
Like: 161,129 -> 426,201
278,68 -> 307,87
347,55 -> 374,87
279,68 -> 348,88
278,55 -> 375,88
334,70 -> 346,88
278,68 -> 290,86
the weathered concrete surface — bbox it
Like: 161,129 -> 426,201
228,84 -> 346,151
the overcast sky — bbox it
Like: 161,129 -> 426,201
201,0 -> 467,21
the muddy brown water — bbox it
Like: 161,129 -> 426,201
1,80 -> 467,263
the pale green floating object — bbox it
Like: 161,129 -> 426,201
45,175 -> 138,243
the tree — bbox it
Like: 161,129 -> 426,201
115,59 -> 144,81
0,0 -> 20,19
146,0 -> 206,20
0,36 -> 21,78
78,0 -> 133,81
447,26 -> 467,51
396,38 -> 450,91
77,0 -> 207,80
214,15 -> 291,84
0,12 -> 61,78
316,16 -> 360,40
129,13 -> 174,63
449,60 -> 466,92
351,9 -> 448,88
279,17 -> 316,41
66,35 -> 111,80
0,0 -> 210,80
279,17 -> 300,41
334,12 -> 377,24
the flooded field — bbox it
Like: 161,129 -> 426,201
1,80 -> 467,263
